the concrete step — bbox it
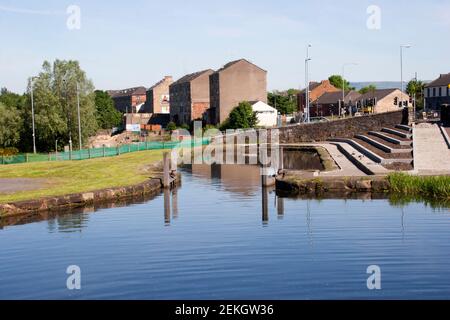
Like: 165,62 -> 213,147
329,138 -> 413,165
395,124 -> 413,133
355,135 -> 413,154
368,131 -> 413,146
382,127 -> 413,139
330,142 -> 389,176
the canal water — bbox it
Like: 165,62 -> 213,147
1,164 -> 450,300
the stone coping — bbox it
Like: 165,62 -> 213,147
0,175 -> 177,218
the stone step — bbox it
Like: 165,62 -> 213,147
395,124 -> 413,133
382,127 -> 413,139
355,135 -> 413,154
330,142 -> 389,176
329,138 -> 413,165
368,131 -> 412,146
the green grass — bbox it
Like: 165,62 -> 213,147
0,150 -> 165,203
388,173 -> 450,199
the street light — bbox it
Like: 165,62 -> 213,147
29,76 -> 39,154
76,82 -> 82,151
342,62 -> 358,117
305,44 -> 312,123
400,44 -> 411,109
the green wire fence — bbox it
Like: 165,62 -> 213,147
0,138 -> 210,165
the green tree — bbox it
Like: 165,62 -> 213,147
29,60 -> 98,151
166,122 -> 177,131
328,75 -> 354,91
0,102 -> 23,148
95,90 -> 122,129
359,84 -> 377,94
406,79 -> 425,110
268,89 -> 297,115
223,101 -> 258,129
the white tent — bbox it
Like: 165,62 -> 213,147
251,101 -> 278,127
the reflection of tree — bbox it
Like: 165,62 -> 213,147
56,212 -> 89,233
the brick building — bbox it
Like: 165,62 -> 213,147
169,69 -> 214,125
108,86 -> 147,113
142,76 -> 173,114
311,90 -> 361,117
356,88 -> 409,114
209,59 -> 267,125
297,80 -> 339,113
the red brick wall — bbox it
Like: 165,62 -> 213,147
192,102 -> 210,120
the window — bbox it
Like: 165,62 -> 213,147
439,87 -> 442,97
433,88 -> 436,97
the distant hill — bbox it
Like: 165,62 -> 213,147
350,82 -> 402,90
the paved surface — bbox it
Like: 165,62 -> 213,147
0,178 -> 45,194
414,123 -> 450,174
281,143 -> 367,177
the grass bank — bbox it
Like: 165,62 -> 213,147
388,173 -> 450,199
0,150 -> 165,203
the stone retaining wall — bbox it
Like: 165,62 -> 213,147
0,177 -> 172,218
278,109 -> 407,143
276,176 -> 391,196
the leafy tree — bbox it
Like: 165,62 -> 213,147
359,84 -> 377,94
28,60 -> 98,151
223,101 -> 258,129
268,89 -> 297,115
0,102 -> 23,148
406,79 -> 425,110
166,122 -> 177,131
328,75 -> 354,91
95,90 -> 122,129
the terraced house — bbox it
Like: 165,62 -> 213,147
169,69 -> 214,125
424,73 -> 450,111
108,86 -> 147,113
142,76 -> 173,114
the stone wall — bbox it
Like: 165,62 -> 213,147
278,109 -> 407,143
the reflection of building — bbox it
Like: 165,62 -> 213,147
209,59 -> 267,125
108,86 -> 147,113
170,69 -> 214,125
424,73 -> 450,111
143,76 -> 173,114
188,164 -> 262,196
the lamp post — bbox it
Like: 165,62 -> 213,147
342,62 -> 358,117
76,82 -> 82,151
400,44 -> 411,109
30,76 -> 39,154
305,44 -> 312,123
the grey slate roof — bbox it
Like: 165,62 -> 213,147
425,73 -> 450,88
171,69 -> 214,86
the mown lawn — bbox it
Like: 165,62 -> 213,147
0,150 -> 165,203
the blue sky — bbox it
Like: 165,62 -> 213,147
0,0 -> 449,93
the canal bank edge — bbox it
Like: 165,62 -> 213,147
0,175 -> 180,218
276,175 -> 391,196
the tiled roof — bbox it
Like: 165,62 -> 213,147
314,90 -> 361,104
425,73 -> 450,88
215,59 -> 267,73
357,88 -> 401,101
171,69 -> 214,86
108,86 -> 146,98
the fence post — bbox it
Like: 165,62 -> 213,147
88,148 -> 91,159
117,146 -> 120,156
48,153 -> 51,161
1,155 -> 4,165
26,153 -> 29,163
128,144 -> 131,153
103,145 -> 106,157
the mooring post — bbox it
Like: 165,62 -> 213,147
262,184 -> 269,224
279,146 -> 284,171
163,152 -> 170,188
164,188 -> 171,225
